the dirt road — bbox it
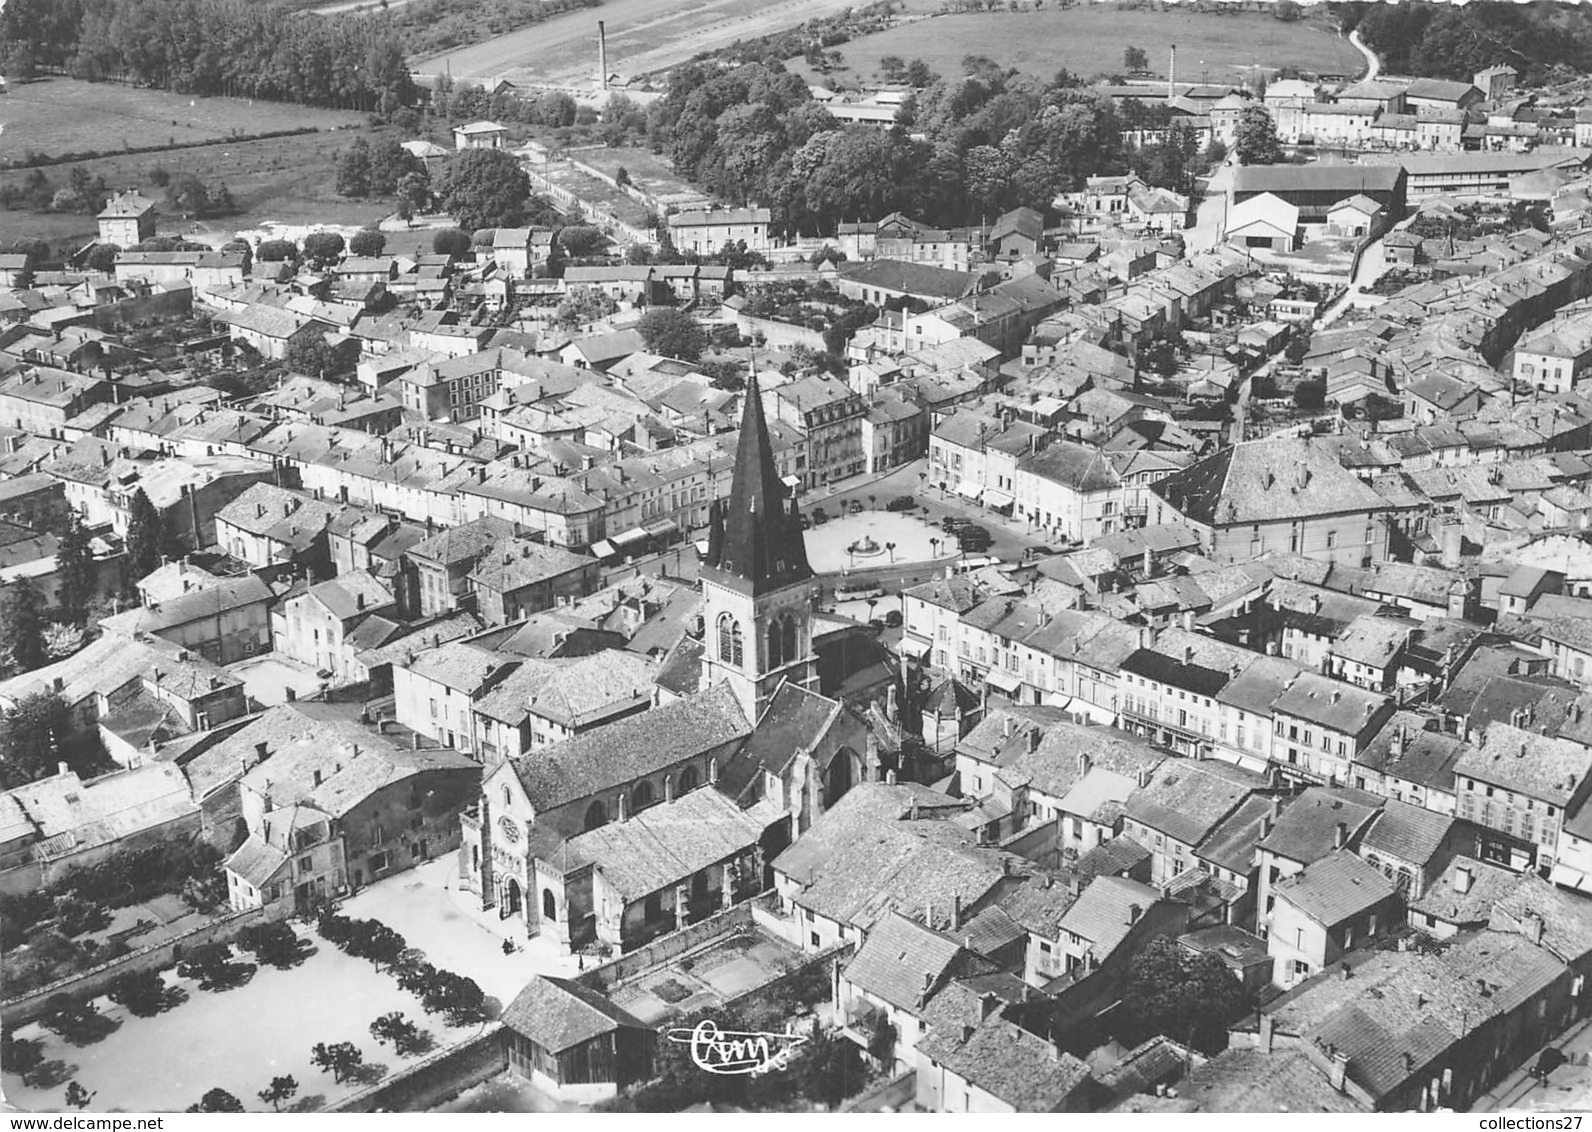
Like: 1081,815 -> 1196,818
411,0 -> 860,85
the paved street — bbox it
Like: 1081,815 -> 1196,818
1473,1016 -> 1592,1113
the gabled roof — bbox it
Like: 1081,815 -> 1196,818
500,975 -> 649,1051
843,909 -> 970,1012
1272,849 -> 1396,927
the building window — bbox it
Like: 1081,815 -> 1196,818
717,613 -> 744,667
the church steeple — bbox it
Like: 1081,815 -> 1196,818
703,373 -> 811,596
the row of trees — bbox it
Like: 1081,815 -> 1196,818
0,0 -> 412,111
316,908 -> 491,1027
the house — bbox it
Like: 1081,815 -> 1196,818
1454,722 -> 1592,873
98,574 -> 276,666
465,539 -> 601,625
222,729 -> 480,909
915,1011 -> 1096,1113
1149,438 -> 1394,568
1121,758 -> 1267,887
1232,164 -> 1406,223
97,191 -> 158,247
392,640 -> 519,756
275,573 -> 397,683
838,260 -> 980,308
1262,849 -> 1401,988
501,976 -> 655,1102
1404,78 -> 1482,112
666,208 -> 772,256
988,207 -> 1044,261
0,763 -> 199,895
1513,312 -> 1592,394
1325,194 -> 1384,240
491,228 -> 552,278
453,121 -> 508,149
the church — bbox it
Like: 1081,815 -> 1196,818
457,375 -> 899,955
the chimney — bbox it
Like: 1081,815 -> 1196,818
1455,863 -> 1473,894
1330,1051 -> 1350,1092
1168,43 -> 1176,100
254,740 -> 268,761
1128,903 -> 1143,923
1002,717 -> 1013,740
1523,910 -> 1545,945
1078,752 -> 1091,777
925,901 -> 934,930
285,686 -> 297,702
1029,728 -> 1042,753
1258,1012 -> 1274,1054
598,21 -> 609,92
1335,821 -> 1348,849
952,894 -> 963,930
978,992 -> 1000,1022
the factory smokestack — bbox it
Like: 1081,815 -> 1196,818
598,21 -> 609,92
1168,43 -> 1176,100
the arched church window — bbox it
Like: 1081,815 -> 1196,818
768,620 -> 784,668
781,616 -> 797,663
680,764 -> 701,793
633,779 -> 655,811
584,800 -> 607,831
717,614 -> 744,666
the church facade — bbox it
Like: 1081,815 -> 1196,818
455,375 -> 895,955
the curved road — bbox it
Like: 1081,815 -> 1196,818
1349,27 -> 1379,81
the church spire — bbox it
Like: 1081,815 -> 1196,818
702,371 -> 811,595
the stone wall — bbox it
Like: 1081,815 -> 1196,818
0,904 -> 284,1026
332,1025 -> 508,1113
577,902 -> 754,994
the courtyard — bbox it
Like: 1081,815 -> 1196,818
227,653 -> 325,707
601,926 -> 807,1026
1,921 -> 484,1113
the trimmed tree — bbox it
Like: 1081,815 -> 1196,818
432,228 -> 472,257
107,969 -> 171,1017
257,239 -> 297,263
348,229 -> 387,257
301,231 -> 346,267
64,1081 -> 95,1110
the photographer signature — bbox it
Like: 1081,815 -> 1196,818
665,1019 -> 809,1076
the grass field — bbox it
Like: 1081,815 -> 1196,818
788,7 -> 1365,88
0,127 -> 400,249
0,78 -> 364,163
572,146 -> 705,205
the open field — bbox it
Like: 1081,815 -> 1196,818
788,7 -> 1364,87
412,0 -> 864,86
0,78 -> 364,164
568,145 -> 706,207
0,126 -> 400,250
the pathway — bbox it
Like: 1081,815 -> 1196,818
1349,27 -> 1380,82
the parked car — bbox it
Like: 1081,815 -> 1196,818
1023,545 -> 1058,559
884,609 -> 903,629
885,495 -> 916,512
848,499 -> 865,515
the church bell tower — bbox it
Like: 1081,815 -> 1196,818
699,373 -> 817,724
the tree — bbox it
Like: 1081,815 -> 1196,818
85,243 -> 121,273
432,228 -> 473,257
54,508 -> 94,624
1293,379 -> 1326,410
345,918 -> 406,970
237,921 -> 309,969
905,59 -> 937,87
437,149 -> 533,230
796,1028 -> 865,1108
257,239 -> 297,263
419,969 -> 487,1026
187,1088 -> 245,1113
258,1075 -> 298,1112
0,691 -> 73,788
637,308 -> 708,363
4,1033 -> 45,1083
1117,935 -> 1249,1054
107,969 -> 173,1017
301,231 -> 346,267
370,1011 -> 428,1056
64,1081 -> 95,1110
285,332 -> 336,378
348,229 -> 386,257
397,171 -> 431,217
176,942 -> 256,991
556,286 -> 618,329
1123,45 -> 1149,73
1234,105 -> 1284,166
614,166 -> 632,187
310,1041 -> 364,1084
337,138 -> 374,198
124,488 -> 170,581
1274,0 -> 1301,20
556,225 -> 606,257
0,581 -> 46,675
